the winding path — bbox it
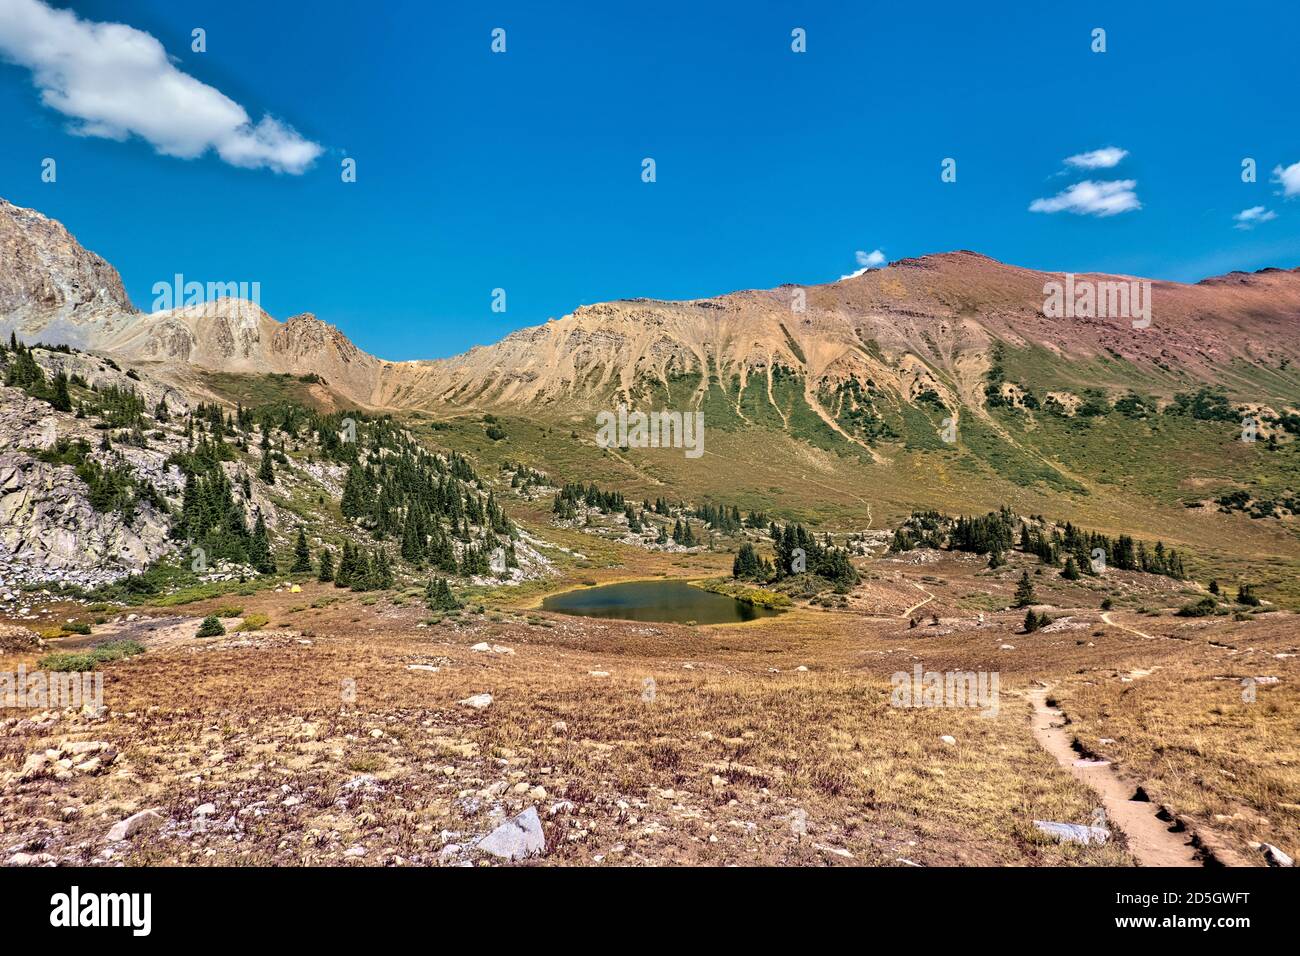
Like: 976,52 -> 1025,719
899,581 -> 935,619
1025,686 -> 1201,867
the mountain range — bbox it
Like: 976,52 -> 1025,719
5,196 -> 1299,435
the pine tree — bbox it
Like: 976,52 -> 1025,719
50,372 -> 72,412
258,448 -> 275,485
335,541 -> 355,588
197,615 -> 225,637
351,550 -> 372,591
249,511 -> 276,574
733,543 -> 763,580
1061,556 -> 1081,580
426,577 -> 460,611
291,528 -> 312,573
318,547 -> 335,582
1024,609 -> 1042,633
373,549 -> 394,589
1014,570 -> 1036,607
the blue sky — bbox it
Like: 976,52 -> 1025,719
1,0 -> 1298,360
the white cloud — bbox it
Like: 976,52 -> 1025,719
1272,161 -> 1300,198
0,0 -> 322,173
1233,206 -> 1277,230
1063,147 -> 1128,170
1029,180 -> 1140,217
840,249 -> 886,280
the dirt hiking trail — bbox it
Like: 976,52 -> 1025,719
1026,686 -> 1202,867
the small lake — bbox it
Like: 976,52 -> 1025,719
541,579 -> 783,625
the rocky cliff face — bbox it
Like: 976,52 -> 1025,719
0,451 -> 172,589
0,198 -> 136,348
0,387 -> 174,590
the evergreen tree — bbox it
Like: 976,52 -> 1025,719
1061,556 -> 1081,580
258,448 -> 275,485
426,577 -> 460,611
197,615 -> 225,637
291,528 -> 312,573
335,541 -> 355,588
318,547 -> 335,582
373,549 -> 394,589
50,371 -> 72,412
350,550 -> 372,591
1014,571 -> 1036,607
248,511 -> 276,574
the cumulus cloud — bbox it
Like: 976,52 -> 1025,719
0,0 -> 322,173
1029,180 -> 1140,217
1063,147 -> 1128,170
1233,206 -> 1277,230
1272,161 -> 1300,198
840,248 -> 886,280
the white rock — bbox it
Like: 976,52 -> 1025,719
939,735 -> 957,746
459,693 -> 493,709
193,803 -> 217,817
106,808 -> 164,842
1262,843 -> 1294,867
1033,820 -> 1109,845
477,806 -> 546,861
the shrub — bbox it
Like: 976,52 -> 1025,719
1175,596 -> 1217,618
90,640 -> 145,662
196,615 -> 225,637
37,652 -> 99,672
240,612 -> 270,631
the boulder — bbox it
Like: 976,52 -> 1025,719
106,808 -> 164,842
477,806 -> 546,861
1033,820 -> 1110,845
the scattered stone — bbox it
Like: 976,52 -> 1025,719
939,735 -> 957,746
1033,820 -> 1109,845
813,842 -> 853,859
1262,843 -> 1293,867
106,808 -> 164,842
459,693 -> 493,709
476,806 -> 546,861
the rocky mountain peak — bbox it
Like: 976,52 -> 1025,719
0,197 -> 135,347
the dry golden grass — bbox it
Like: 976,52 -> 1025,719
0,548 -> 1293,867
